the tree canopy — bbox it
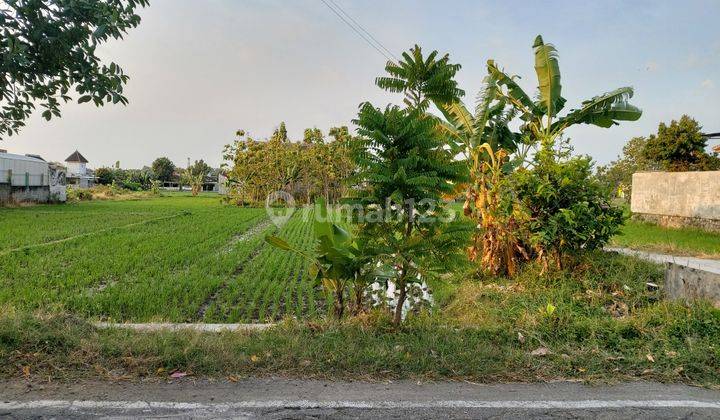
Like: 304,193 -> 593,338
0,0 -> 148,138
223,123 -> 355,205
642,115 -> 720,171
151,157 -> 176,182
596,136 -> 657,198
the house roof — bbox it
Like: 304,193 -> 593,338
25,153 -> 45,161
0,152 -> 46,163
65,150 -> 89,163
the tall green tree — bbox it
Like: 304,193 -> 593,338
0,0 -> 148,138
350,103 -> 467,325
642,115 -> 720,171
376,45 -> 464,110
151,157 -> 176,182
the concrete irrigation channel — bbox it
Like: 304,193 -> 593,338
93,322 -> 275,332
607,247 -> 720,307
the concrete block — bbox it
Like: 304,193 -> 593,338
665,263 -> 720,308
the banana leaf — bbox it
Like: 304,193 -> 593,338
551,87 -> 642,132
532,35 -> 563,117
487,60 -> 542,117
437,101 -> 475,137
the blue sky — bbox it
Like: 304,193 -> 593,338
5,0 -> 719,168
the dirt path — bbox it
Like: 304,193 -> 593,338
1,378 -> 719,418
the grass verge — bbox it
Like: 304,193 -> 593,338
611,219 -> 720,258
2,252 -> 718,386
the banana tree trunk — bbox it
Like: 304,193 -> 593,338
333,285 -> 344,319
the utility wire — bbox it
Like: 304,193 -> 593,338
325,0 -> 399,62
319,0 -> 396,63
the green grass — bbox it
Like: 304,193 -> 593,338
2,252 -> 718,385
612,219 -> 720,258
1,197 -> 718,385
0,196 -> 323,322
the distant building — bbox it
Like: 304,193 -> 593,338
703,132 -> 719,154
160,169 -> 221,192
0,149 -> 66,204
65,150 -> 95,188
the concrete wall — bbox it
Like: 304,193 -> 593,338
631,171 -> 720,228
0,184 -> 50,204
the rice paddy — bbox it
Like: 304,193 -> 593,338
0,195 -> 324,322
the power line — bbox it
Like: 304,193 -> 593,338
319,0 -> 391,61
325,0 -> 399,62
319,0 -> 396,63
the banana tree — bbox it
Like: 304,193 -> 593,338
486,35 -> 642,151
265,198 -> 376,318
377,36 -> 642,165
181,170 -> 204,196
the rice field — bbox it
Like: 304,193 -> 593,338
0,195 -> 325,322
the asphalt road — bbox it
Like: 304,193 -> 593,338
2,378 -> 719,419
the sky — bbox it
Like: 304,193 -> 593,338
3,0 -> 720,169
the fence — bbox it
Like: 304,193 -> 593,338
0,169 -> 48,187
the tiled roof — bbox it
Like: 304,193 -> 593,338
65,150 -> 89,163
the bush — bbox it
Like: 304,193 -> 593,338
509,152 -> 624,267
66,187 -> 93,201
95,167 -> 115,185
118,180 -> 143,191
65,185 -> 157,202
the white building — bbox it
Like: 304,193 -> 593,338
65,150 -> 95,188
0,150 -> 66,204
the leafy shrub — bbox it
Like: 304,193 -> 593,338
95,167 -> 115,185
118,180 -> 143,191
509,151 -> 624,268
66,187 -> 93,201
66,185 -> 156,202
